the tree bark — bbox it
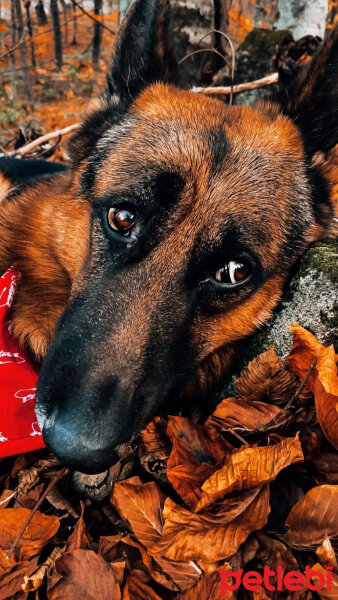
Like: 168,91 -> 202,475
50,0 -> 63,70
71,0 -> 77,45
14,0 -> 32,102
92,0 -> 102,70
59,0 -> 69,45
35,0 -> 48,26
24,0 -> 36,70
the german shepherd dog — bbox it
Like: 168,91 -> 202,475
0,0 -> 337,474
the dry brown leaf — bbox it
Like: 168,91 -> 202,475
196,435 -> 303,511
206,397 -> 282,432
316,536 -> 338,570
139,417 -> 170,455
311,563 -> 338,599
285,485 -> 338,548
0,562 -> 37,600
0,490 -> 16,510
236,347 -> 303,405
122,575 -> 163,600
313,453 -> 338,484
179,568 -> 234,600
286,324 -> 325,391
314,346 -> 338,449
167,416 -> 232,465
109,561 -> 125,586
98,535 -> 126,563
0,508 -> 60,561
46,485 -> 79,518
111,480 -> 165,547
15,484 -> 44,510
22,546 -> 63,592
122,535 -> 200,593
65,502 -> 90,551
149,485 -> 270,563
47,549 -> 121,600
166,416 -> 231,509
0,548 -> 17,574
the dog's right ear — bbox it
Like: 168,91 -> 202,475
106,0 -> 178,108
69,0 -> 177,166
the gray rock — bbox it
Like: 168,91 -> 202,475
220,239 -> 337,398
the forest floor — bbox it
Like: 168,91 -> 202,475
0,9 -> 118,161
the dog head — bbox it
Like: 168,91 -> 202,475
30,0 -> 337,472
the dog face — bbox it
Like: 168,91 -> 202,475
11,0 -> 337,472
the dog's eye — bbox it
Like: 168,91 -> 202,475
215,260 -> 251,285
107,207 -> 135,234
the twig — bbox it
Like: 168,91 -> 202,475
6,467 -> 68,559
194,72 -> 279,97
70,0 -> 116,36
3,123 -> 80,158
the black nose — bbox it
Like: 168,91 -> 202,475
40,404 -> 124,474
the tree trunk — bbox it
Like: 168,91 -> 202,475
59,0 -> 69,45
92,0 -> 102,70
71,0 -> 77,45
14,0 -> 33,102
50,0 -> 63,70
24,0 -> 36,70
35,0 -> 48,26
9,0 -> 17,101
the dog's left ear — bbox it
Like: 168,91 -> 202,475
106,0 -> 178,108
280,27 -> 337,158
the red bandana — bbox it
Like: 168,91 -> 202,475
0,268 -> 45,457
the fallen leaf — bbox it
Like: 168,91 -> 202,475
316,536 -> 338,570
122,535 -> 200,592
22,546 -> 63,592
0,508 -> 60,561
66,502 -> 90,551
46,485 -> 79,518
206,397 -> 282,432
0,562 -> 37,600
139,417 -> 170,455
196,435 -> 303,511
47,550 -> 121,600
149,485 -> 270,563
236,347 -> 303,405
285,485 -> 338,548
109,561 -> 125,586
15,484 -> 45,511
122,575 -> 163,600
0,491 -> 16,510
286,324 -> 324,391
166,416 -> 231,509
111,480 -> 165,547
179,568 -> 234,599
313,453 -> 338,484
0,548 -> 16,574
314,346 -> 338,449
310,563 -> 338,599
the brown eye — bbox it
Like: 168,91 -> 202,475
107,207 -> 135,234
215,260 -> 251,285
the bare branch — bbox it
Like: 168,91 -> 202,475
194,72 -> 279,96
2,123 -> 80,157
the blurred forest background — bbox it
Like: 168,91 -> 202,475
0,0 -> 337,161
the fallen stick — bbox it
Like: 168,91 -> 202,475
193,72 -> 279,96
4,123 -> 80,158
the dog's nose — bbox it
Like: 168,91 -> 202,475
41,405 -> 123,474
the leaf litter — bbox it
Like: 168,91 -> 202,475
0,323 -> 337,598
